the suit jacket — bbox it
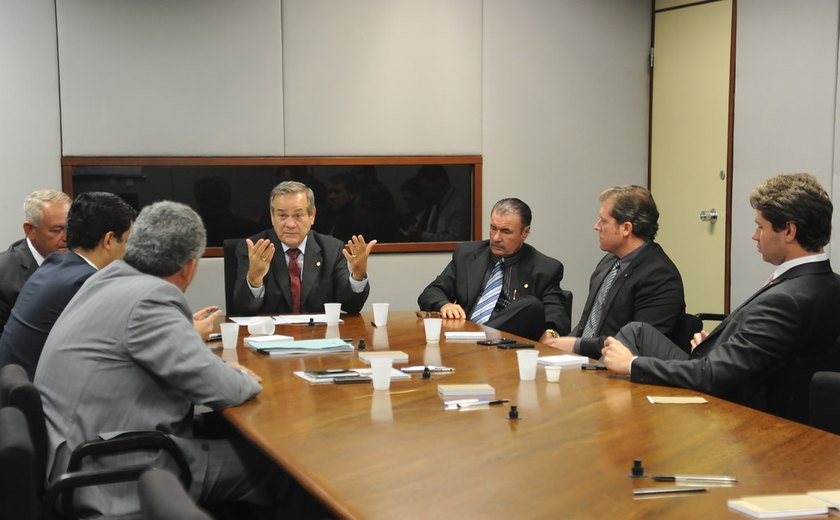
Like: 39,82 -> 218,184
0,238 -> 38,336
420,187 -> 471,242
232,229 -> 369,315
575,242 -> 685,358
632,260 -> 840,420
35,260 -> 261,516
0,251 -> 95,380
417,240 -> 570,334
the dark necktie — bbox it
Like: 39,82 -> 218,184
582,260 -> 620,338
287,248 -> 301,313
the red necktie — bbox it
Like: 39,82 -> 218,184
287,248 -> 301,313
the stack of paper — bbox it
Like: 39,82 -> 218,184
273,314 -> 343,325
246,337 -> 352,356
444,331 -> 486,340
437,384 -> 495,398
727,491 -> 840,518
537,354 -> 589,367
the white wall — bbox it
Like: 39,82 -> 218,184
0,0 -> 63,248
732,0 -> 839,306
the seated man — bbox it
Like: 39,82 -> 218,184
36,202 -> 297,517
602,173 -> 840,422
0,189 -> 71,335
233,180 -> 375,315
542,185 -> 685,357
0,192 -> 136,380
418,198 -> 570,340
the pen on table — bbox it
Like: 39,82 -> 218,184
652,475 -> 737,483
370,321 -> 377,328
457,399 -> 509,409
633,487 -> 707,496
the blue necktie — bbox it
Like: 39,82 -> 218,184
582,260 -> 620,338
471,261 -> 504,324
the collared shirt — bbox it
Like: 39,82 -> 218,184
74,249 -> 99,270
248,235 -> 367,298
26,237 -> 46,266
771,252 -> 829,281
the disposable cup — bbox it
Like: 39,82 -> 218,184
516,349 -> 540,381
324,303 -> 342,326
545,365 -> 562,383
220,322 -> 240,350
370,357 -> 393,391
372,303 -> 390,327
247,316 -> 275,336
423,318 -> 442,343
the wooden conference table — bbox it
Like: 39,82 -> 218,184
222,311 -> 840,519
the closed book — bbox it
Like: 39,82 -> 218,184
295,368 -> 410,384
807,490 -> 840,507
537,354 -> 589,367
437,384 -> 495,398
358,351 -> 409,364
726,495 -> 829,518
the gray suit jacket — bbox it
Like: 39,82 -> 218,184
631,260 -> 840,419
0,238 -> 38,336
35,260 -> 261,516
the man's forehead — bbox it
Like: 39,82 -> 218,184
274,193 -> 308,210
491,211 -> 522,228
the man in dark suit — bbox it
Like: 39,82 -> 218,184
603,173 -> 840,422
233,180 -> 375,315
542,185 -> 685,358
418,198 -> 569,340
0,192 -> 136,380
0,189 -> 71,336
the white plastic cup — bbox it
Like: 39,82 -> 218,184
516,349 -> 540,381
372,303 -> 390,327
423,318 -> 442,343
370,357 -> 393,391
545,365 -> 562,383
220,322 -> 240,350
324,303 -> 342,326
247,316 -> 275,336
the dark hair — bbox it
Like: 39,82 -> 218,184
492,198 -> 532,228
749,173 -> 832,252
66,192 -> 136,250
600,185 -> 659,241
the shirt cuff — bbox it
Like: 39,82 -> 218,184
629,355 -> 639,375
248,279 -> 265,299
349,274 -> 368,293
573,337 -> 582,355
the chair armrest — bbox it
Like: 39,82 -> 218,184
46,464 -> 152,520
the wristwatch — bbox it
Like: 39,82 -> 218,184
545,329 -> 559,338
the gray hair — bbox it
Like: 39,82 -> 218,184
24,189 -> 71,224
270,181 -> 315,214
125,201 -> 206,277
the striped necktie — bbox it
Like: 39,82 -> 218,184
470,260 -> 504,324
582,260 -> 620,338
287,248 -> 302,313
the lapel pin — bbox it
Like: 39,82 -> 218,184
316,261 -> 321,267
524,283 -> 529,289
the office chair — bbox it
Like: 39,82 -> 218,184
0,406 -> 37,520
223,238 -> 242,316
139,468 -> 212,520
673,313 -> 704,354
0,364 -> 192,519
809,372 -> 840,434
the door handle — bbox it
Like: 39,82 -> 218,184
699,209 -> 718,223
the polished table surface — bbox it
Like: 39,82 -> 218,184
222,311 -> 840,519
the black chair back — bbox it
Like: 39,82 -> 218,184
809,371 -> 840,434
0,364 -> 48,491
673,313 -> 703,354
0,406 -> 38,520
223,239 -> 242,316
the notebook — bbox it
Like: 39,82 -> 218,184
537,354 -> 589,367
247,338 -> 352,356
726,494 -> 830,518
294,368 -> 410,384
437,384 -> 495,398
358,351 -> 409,363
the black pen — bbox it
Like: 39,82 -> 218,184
370,321 -> 377,328
633,487 -> 707,496
457,399 -> 509,409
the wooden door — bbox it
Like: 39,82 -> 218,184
650,0 -> 733,315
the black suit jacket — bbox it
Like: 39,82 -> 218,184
417,240 -> 570,334
632,260 -> 840,420
0,251 -> 95,380
232,229 -> 369,315
575,242 -> 685,358
0,238 -> 38,336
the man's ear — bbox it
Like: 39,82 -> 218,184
621,221 -> 634,237
101,231 -> 116,250
784,221 -> 798,242
23,221 -> 36,240
522,225 -> 531,239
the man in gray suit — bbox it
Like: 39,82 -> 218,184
36,202 -> 293,517
0,189 -> 71,335
602,173 -> 840,421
